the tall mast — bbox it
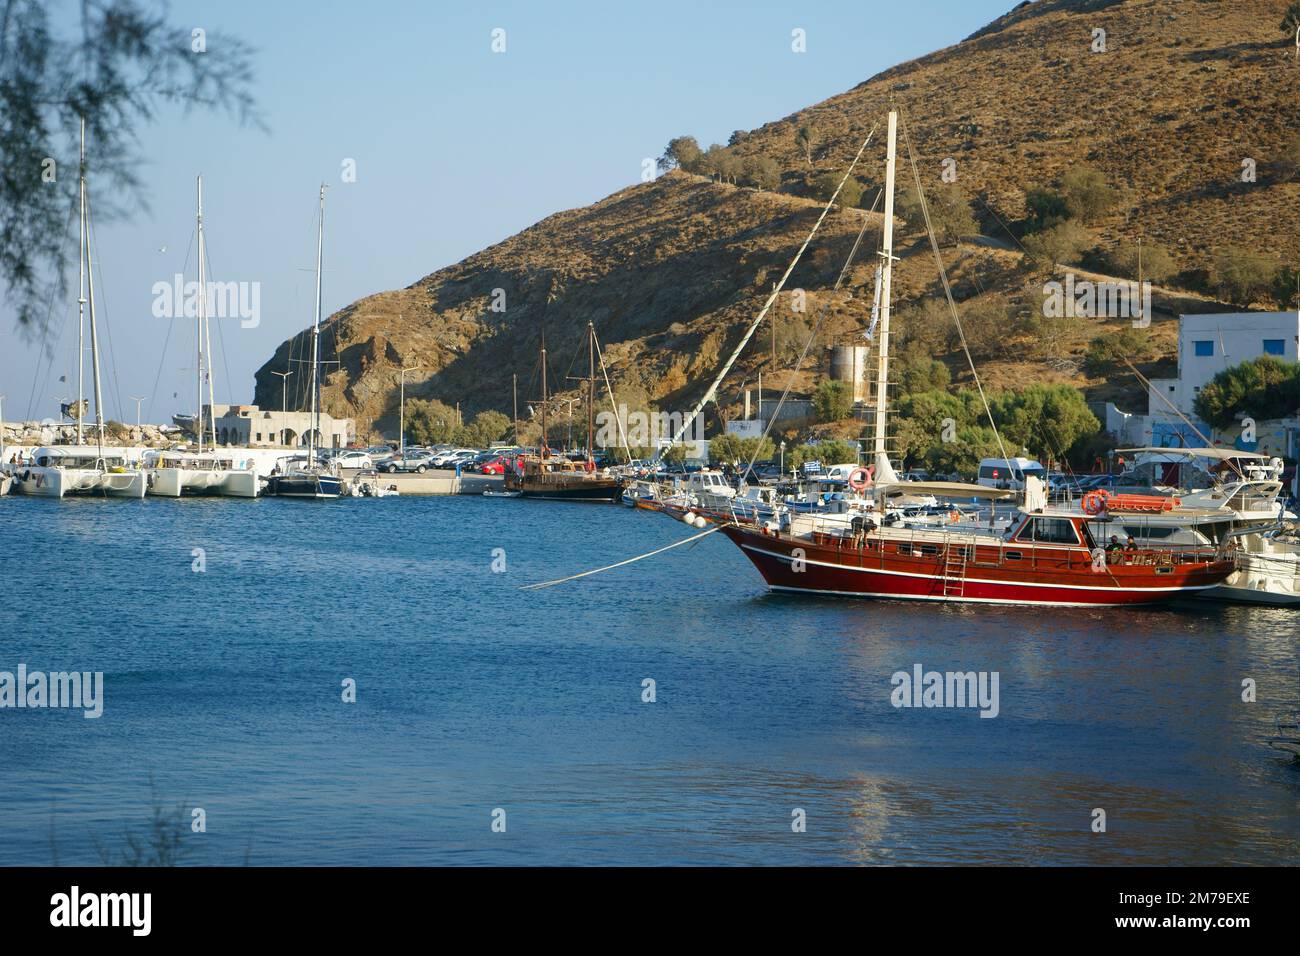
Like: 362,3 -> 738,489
309,183 -> 326,464
83,129 -> 105,456
539,327 -> 548,459
196,175 -> 207,454
76,119 -> 87,446
586,322 -> 595,462
871,110 -> 899,483
512,373 -> 519,445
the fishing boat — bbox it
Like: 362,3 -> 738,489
145,176 -> 259,498
505,322 -> 620,501
10,120 -> 144,500
265,185 -> 343,499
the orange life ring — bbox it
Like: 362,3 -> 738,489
1082,489 -> 1111,515
948,509 -> 960,523
848,466 -> 871,491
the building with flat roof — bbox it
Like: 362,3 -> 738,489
205,404 -> 354,448
1148,311 -> 1300,420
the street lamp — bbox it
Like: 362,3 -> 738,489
780,440 -> 786,477
128,396 -> 147,447
398,365 -> 421,459
271,370 -> 293,412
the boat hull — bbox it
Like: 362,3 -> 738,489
266,474 -> 343,499
147,467 -> 259,498
9,466 -> 144,498
719,525 -> 1234,607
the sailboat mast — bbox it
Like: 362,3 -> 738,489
872,110 -> 898,476
83,136 -> 106,455
76,119 -> 87,446
196,175 -> 207,455
309,184 -> 326,463
539,330 -> 549,459
587,322 -> 595,462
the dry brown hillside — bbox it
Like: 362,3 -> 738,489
254,0 -> 1300,439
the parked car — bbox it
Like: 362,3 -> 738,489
336,451 -> 374,470
479,455 -> 514,475
431,448 -> 477,468
381,452 -> 438,474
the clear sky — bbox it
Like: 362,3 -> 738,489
0,0 -> 1015,425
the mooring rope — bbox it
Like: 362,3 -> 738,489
520,524 -> 722,590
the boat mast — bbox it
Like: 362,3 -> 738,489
587,321 -> 595,463
83,128 -> 106,456
196,175 -> 207,455
871,110 -> 899,483
539,327 -> 548,459
309,184 -> 326,465
76,119 -> 87,447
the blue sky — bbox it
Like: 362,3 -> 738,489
1,0 -> 1014,424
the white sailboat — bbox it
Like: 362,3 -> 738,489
11,119 -> 144,500
144,175 -> 258,497
266,184 -> 343,499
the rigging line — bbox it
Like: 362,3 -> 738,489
26,194 -> 81,422
653,120 -> 881,465
1119,356 -> 1247,483
201,237 -> 236,407
591,331 -> 633,461
146,229 -> 196,424
741,186 -> 883,479
520,525 -> 722,590
899,110 -> 1012,471
86,210 -> 126,424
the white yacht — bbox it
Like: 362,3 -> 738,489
10,446 -> 145,498
10,122 -> 143,500
144,176 -> 259,498
143,449 -> 258,498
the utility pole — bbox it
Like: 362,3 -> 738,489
398,365 -> 421,459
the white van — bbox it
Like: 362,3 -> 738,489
821,462 -> 865,482
976,457 -> 1046,491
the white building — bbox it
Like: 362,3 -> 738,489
1148,311 -> 1300,419
207,404 -> 354,448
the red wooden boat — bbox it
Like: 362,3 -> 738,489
719,509 -> 1236,607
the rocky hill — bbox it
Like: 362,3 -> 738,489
253,0 -> 1300,440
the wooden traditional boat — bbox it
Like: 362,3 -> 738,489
719,509 -> 1235,606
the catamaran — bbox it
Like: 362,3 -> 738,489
265,185 -> 343,499
144,176 -> 258,497
10,120 -> 144,500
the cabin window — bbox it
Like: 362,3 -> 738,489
1005,551 -> 1023,560
920,544 -> 939,556
897,543 -> 912,555
1022,518 -> 1080,545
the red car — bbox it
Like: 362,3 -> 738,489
479,455 -> 512,475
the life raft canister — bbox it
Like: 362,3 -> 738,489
848,465 -> 872,492
1082,488 -> 1111,515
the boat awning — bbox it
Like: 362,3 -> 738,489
1117,447 -> 1270,461
876,481 -> 1014,500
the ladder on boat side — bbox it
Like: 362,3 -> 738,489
941,542 -> 968,599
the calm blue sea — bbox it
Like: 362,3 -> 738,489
1,494 -> 1297,865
